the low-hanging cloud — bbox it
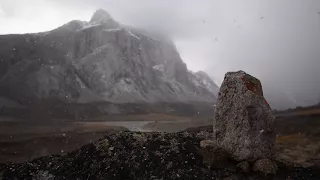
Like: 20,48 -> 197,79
1,0 -> 320,106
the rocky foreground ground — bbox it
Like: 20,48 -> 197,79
0,131 -> 319,180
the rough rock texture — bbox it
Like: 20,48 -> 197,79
236,161 -> 251,173
213,71 -> 276,162
0,131 -> 318,180
253,159 -> 278,176
199,140 -> 230,169
0,9 -> 218,107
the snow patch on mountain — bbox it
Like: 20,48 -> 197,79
104,28 -> 123,32
80,24 -> 101,31
126,30 -> 141,40
152,64 -> 165,72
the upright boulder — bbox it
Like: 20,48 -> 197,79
213,71 -> 275,162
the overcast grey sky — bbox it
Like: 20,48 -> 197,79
1,0 -> 320,106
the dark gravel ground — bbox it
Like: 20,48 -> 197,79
0,131 -> 319,180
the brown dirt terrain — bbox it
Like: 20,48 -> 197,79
274,112 -> 320,167
0,120 -> 127,163
0,110 -> 319,169
184,113 -> 320,168
0,113 -> 208,163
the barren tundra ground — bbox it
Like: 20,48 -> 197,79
0,110 -> 319,168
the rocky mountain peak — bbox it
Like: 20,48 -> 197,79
0,9 -> 218,110
90,9 -> 113,24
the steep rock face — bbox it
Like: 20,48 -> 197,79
0,9 -> 217,105
213,71 -> 275,162
193,71 -> 220,95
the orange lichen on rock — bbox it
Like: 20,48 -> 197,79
240,77 -> 258,94
240,76 -> 268,106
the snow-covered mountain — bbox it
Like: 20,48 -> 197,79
192,71 -> 219,96
0,9 -> 218,106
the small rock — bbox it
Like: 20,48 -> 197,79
32,170 -> 55,180
252,159 -> 277,175
236,161 -> 251,173
94,139 -> 110,153
200,139 -> 215,148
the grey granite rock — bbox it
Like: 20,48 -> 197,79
199,140 -> 230,169
213,71 -> 276,162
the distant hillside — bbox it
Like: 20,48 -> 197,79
274,102 -> 320,117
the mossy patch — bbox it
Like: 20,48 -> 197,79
94,139 -> 110,155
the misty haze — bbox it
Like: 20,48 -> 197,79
0,1 -> 319,179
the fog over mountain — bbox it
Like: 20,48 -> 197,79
0,9 -> 219,108
1,0 -> 320,109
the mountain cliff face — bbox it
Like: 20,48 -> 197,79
0,9 -> 218,106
